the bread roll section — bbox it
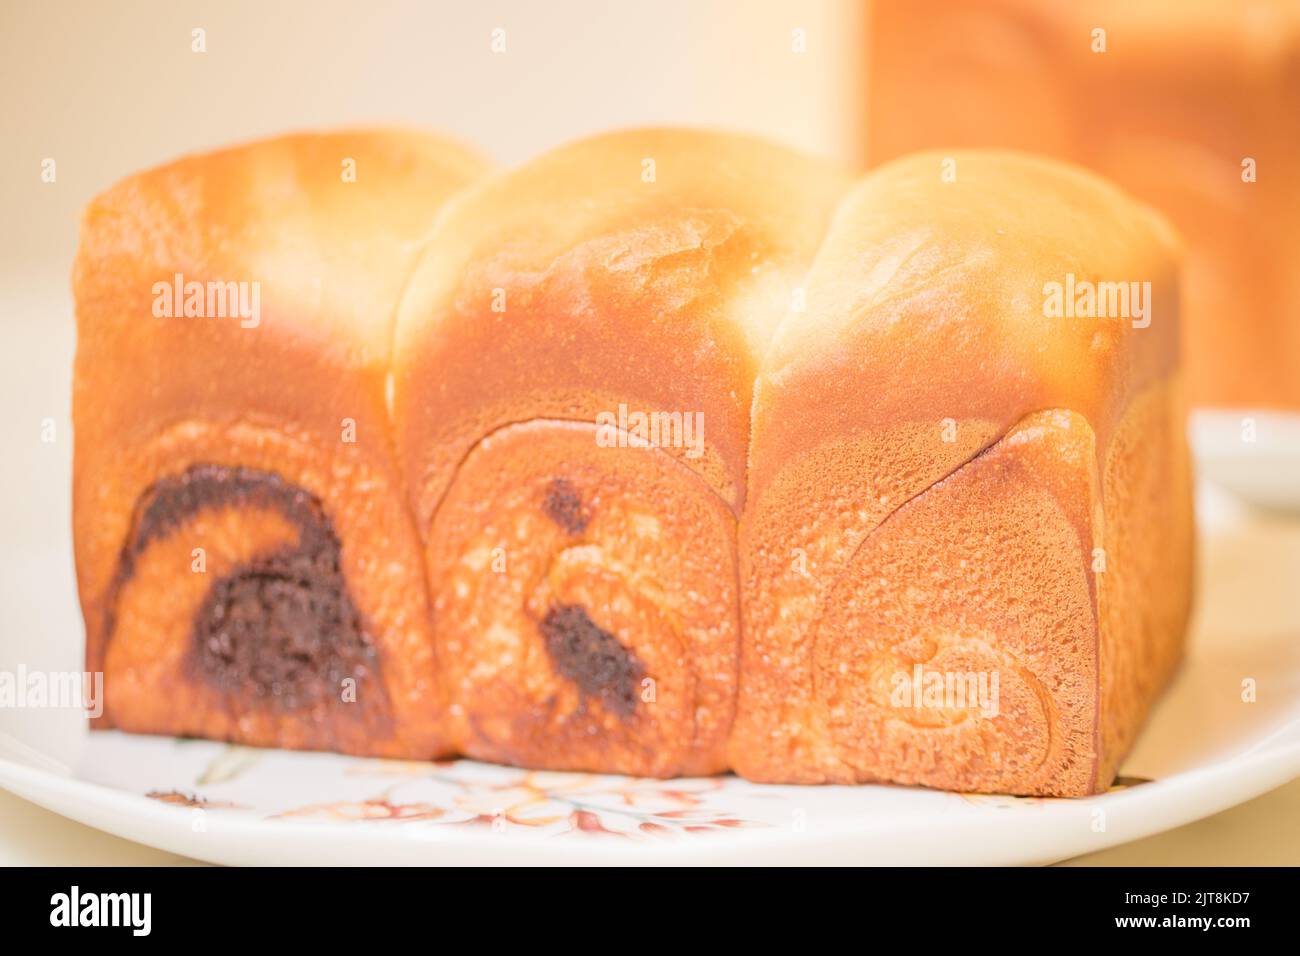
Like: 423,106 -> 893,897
421,421 -> 738,775
731,151 -> 1193,795
73,130 -> 490,757
393,130 -> 850,775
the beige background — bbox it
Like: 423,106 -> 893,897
1,0 -> 1295,866
0,0 -> 865,277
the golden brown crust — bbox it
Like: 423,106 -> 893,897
74,129 -> 491,757
749,149 -> 1180,507
1096,376 -> 1195,785
394,128 -> 853,522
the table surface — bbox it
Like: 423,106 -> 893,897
2,776 -> 1298,866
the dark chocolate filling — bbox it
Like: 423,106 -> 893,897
110,463 -> 383,713
539,603 -> 644,718
542,477 -> 589,535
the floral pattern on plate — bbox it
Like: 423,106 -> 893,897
124,740 -> 773,839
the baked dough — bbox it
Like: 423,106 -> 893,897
73,130 -> 490,757
74,129 -> 1193,795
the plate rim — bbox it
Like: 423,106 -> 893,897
2,738 -> 1297,866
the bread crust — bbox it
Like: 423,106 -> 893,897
394,128 -> 853,522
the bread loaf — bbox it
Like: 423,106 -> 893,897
74,128 -> 1193,795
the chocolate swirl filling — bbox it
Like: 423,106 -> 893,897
542,477 -> 590,535
539,603 -> 645,718
110,463 -> 384,713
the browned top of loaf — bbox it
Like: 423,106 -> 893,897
393,128 -> 853,520
73,128 -> 489,367
750,148 -> 1182,504
72,128 -> 490,441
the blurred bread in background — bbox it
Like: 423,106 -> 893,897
867,0 -> 1300,411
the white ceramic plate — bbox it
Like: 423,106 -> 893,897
0,723 -> 1297,865
2,479 -> 1298,865
1191,410 -> 1300,512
